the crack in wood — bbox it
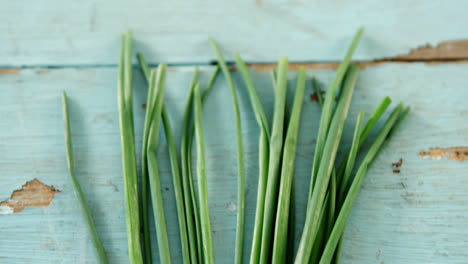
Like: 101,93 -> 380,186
1,40 -> 468,72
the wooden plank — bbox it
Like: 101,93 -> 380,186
0,63 -> 467,263
2,0 -> 468,66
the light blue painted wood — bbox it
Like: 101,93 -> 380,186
0,63 -> 467,263
2,0 -> 468,66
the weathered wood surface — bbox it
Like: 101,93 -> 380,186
2,0 -> 468,66
1,64 -> 467,263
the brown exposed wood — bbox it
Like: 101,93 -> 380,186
395,40 -> 468,61
0,179 -> 60,213
310,93 -> 319,102
419,147 -> 468,162
0,69 -> 21,75
230,59 -> 468,73
392,158 -> 403,168
228,40 -> 468,72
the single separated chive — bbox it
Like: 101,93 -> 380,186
233,55 -> 271,264
307,28 -> 364,200
319,103 -> 404,264
180,67 -> 202,264
193,83 -> 214,264
271,67 -> 307,263
117,31 -> 143,264
259,57 -> 289,264
145,66 -> 172,263
209,38 -> 246,264
136,54 -> 191,264
61,92 -> 108,264
295,65 -> 359,264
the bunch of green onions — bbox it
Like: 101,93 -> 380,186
62,28 -> 408,263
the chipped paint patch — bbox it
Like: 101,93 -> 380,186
231,59 -> 468,72
228,40 -> 468,72
396,40 -> 468,61
0,69 -> 21,75
419,147 -> 468,161
0,179 -> 60,214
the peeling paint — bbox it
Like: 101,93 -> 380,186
228,40 -> 468,72
230,59 -> 468,72
396,40 -> 468,61
0,69 -> 21,75
0,179 -> 60,214
419,147 -> 468,161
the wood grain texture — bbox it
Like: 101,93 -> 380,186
2,0 -> 468,66
0,64 -> 467,263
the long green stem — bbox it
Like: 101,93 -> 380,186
194,83 -> 214,264
308,28 -> 364,201
319,103 -> 404,264
259,58 -> 289,264
62,92 -> 108,264
295,65 -> 359,264
233,55 -> 272,264
333,106 -> 410,264
378,106 -> 410,154
250,132 -> 269,264
138,54 -> 157,264
186,65 -> 220,263
335,97 -> 391,188
172,67 -> 201,263
209,39 -> 246,264
136,54 -> 191,264
234,55 -> 270,139
271,67 -> 307,263
162,109 -> 191,264
326,169 -> 337,238
146,66 -> 172,264
338,111 -> 365,205
287,183 -> 296,264
308,78 -> 326,264
328,112 -> 363,264
117,31 -> 143,264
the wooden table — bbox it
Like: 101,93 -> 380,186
1,1 -> 467,263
